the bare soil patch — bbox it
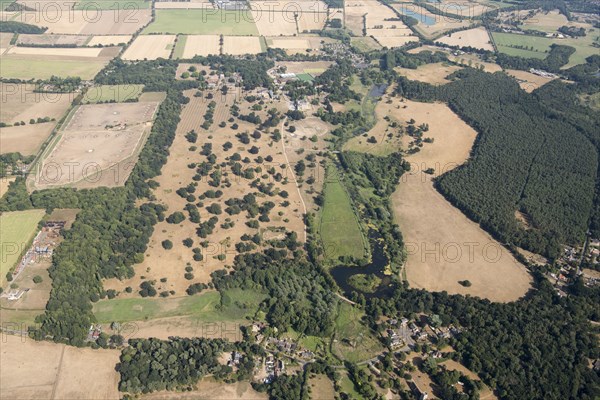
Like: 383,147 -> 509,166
389,98 -> 531,302
0,334 -> 119,400
1,123 -> 55,156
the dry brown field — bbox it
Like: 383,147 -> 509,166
1,123 -> 55,156
0,177 -> 16,198
87,35 -> 133,46
19,10 -> 152,35
16,34 -> 90,46
374,36 -> 419,48
155,0 -> 214,8
307,375 -> 336,400
5,46 -> 104,57
395,62 -> 462,84
141,378 -> 267,400
181,34 -> 221,58
30,101 -> 159,190
0,83 -> 73,125
122,35 -> 176,60
104,88 -> 305,298
408,44 -> 502,72
506,69 -> 556,92
436,26 -> 494,50
0,334 -> 120,400
386,97 -> 531,302
0,32 -> 11,53
222,36 -> 264,55
266,36 -> 335,54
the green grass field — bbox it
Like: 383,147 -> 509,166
319,164 -> 366,262
82,84 -> 144,103
74,0 -> 151,9
0,58 -> 107,80
93,289 -> 266,323
0,209 -> 46,286
333,302 -> 384,363
143,10 -> 260,35
172,35 -> 188,59
492,31 -> 600,67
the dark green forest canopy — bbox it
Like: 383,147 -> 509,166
396,69 -> 597,258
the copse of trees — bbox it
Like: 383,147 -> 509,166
118,338 -> 230,393
0,21 -> 47,33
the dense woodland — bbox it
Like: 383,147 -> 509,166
396,69 -> 597,258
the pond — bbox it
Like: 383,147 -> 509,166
397,7 -> 437,26
330,230 -> 398,299
368,83 -> 388,99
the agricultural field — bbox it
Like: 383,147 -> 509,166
30,101 -> 160,190
176,34 -> 221,58
82,84 -> 145,103
0,46 -> 119,79
103,87 -> 305,298
0,124 -> 55,156
319,164 -> 366,261
408,45 -> 501,72
18,9 -> 152,35
155,0 -> 215,8
222,36 -> 265,55
492,22 -> 600,68
389,98 -> 532,301
16,34 -> 90,46
436,26 -> 494,50
0,176 -> 16,198
74,0 -> 152,9
0,209 -> 45,287
0,335 -> 120,400
144,10 -> 260,35
251,1 -> 329,36
345,0 -> 419,46
86,35 -> 133,46
122,35 -> 176,60
0,83 -> 73,126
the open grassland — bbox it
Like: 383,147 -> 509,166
0,334 -> 119,400
395,62 -> 462,84
144,10 -> 260,35
408,44 -> 502,72
155,0 -> 215,8
319,164 -> 366,261
122,35 -> 176,60
140,378 -> 267,400
93,289 -> 265,323
436,26 -> 494,50
30,101 -> 159,190
82,84 -> 144,103
0,83 -> 73,125
307,375 -> 336,400
0,209 -> 45,286
332,302 -> 384,363
351,36 -> 382,52
389,98 -> 531,301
